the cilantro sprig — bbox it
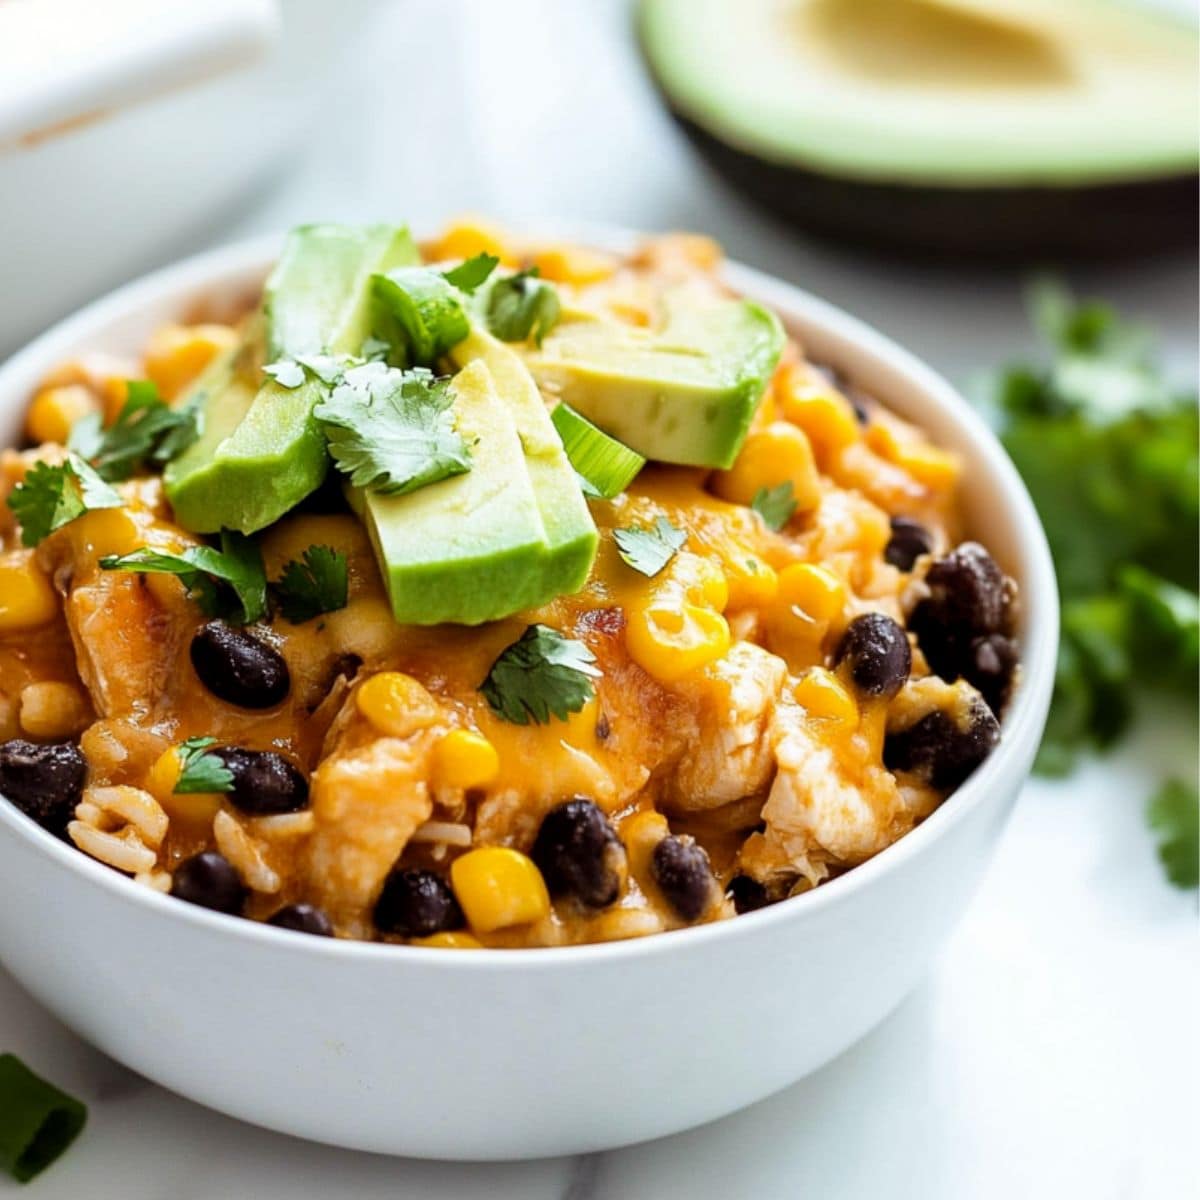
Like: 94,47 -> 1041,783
69,380 -> 197,481
486,269 -> 560,345
613,516 -> 687,578
442,252 -> 499,294
273,545 -> 349,623
315,363 -> 472,496
174,737 -> 234,795
980,282 -> 1198,887
750,481 -> 797,532
480,624 -> 601,725
100,531 -> 268,624
6,454 -> 122,546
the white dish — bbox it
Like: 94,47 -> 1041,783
0,233 -> 1058,1159
0,0 -> 365,359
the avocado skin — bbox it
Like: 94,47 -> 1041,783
665,108 -> 1198,261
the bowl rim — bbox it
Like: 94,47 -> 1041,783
0,230 -> 1059,969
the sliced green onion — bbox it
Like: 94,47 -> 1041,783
551,404 -> 645,500
0,1054 -> 87,1183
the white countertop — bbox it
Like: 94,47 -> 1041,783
2,3 -> 1196,1196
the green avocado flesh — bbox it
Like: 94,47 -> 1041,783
450,328 -> 598,591
525,289 -> 783,469
165,224 -> 419,533
639,0 -> 1199,187
352,359 -> 594,626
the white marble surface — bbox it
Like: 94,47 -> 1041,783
1,2 -> 1196,1196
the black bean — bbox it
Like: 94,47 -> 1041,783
835,613 -> 912,699
726,874 -> 770,915
651,835 -> 716,922
190,621 -> 290,710
170,851 -> 246,915
884,696 -> 1001,791
210,747 -> 308,816
374,868 -> 464,937
0,739 -> 86,838
267,903 -> 334,937
884,517 -> 933,572
531,798 -> 625,909
964,634 -> 1019,716
909,543 -> 1016,692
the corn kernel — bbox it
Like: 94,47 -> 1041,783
432,219 -> 515,267
143,324 -> 237,401
18,681 -> 90,739
0,556 -> 59,632
67,508 -> 142,559
450,847 -> 550,933
793,668 -> 858,732
778,371 -> 860,467
433,729 -> 500,790
776,563 -> 846,626
410,932 -> 483,949
710,423 -> 821,513
356,672 -> 440,738
529,246 -> 617,286
626,603 -> 731,683
145,747 -> 222,825
725,556 -> 778,609
620,809 -> 670,883
101,377 -> 130,426
866,424 -> 959,490
26,385 -> 98,445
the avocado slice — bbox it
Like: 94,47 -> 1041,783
522,288 -> 783,469
450,328 -> 598,589
165,224 -> 419,533
639,0 -> 1199,258
351,360 -> 572,626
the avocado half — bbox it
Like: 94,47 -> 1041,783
638,0 -> 1199,259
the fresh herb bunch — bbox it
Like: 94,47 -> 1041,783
981,282 -> 1198,886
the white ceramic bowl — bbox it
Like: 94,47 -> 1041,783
0,235 -> 1058,1160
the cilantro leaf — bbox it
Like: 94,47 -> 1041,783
69,380 -> 197,481
486,269 -> 561,345
273,545 -> 349,623
480,624 -> 601,725
442,253 -> 499,294
1147,779 -> 1199,889
314,363 -> 472,496
174,737 -> 234,795
100,531 -> 268,624
750,481 -> 797,532
613,517 -> 687,578
6,455 -> 122,547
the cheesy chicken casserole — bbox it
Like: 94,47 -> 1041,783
0,223 -> 1018,947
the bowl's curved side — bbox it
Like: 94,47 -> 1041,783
0,235 -> 1057,1158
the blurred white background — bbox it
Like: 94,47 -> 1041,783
0,2 -> 1196,1198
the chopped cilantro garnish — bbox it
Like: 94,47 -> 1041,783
174,737 -> 234,795
613,516 -> 687,578
273,545 -> 349,623
1147,779 -> 1199,889
69,380 -> 197,480
480,624 -> 601,726
262,360 -> 306,389
750,481 -> 797,532
486,268 -> 561,345
314,363 -> 472,496
6,455 -> 122,546
442,252 -> 499,294
0,1053 -> 87,1182
99,531 -> 268,624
